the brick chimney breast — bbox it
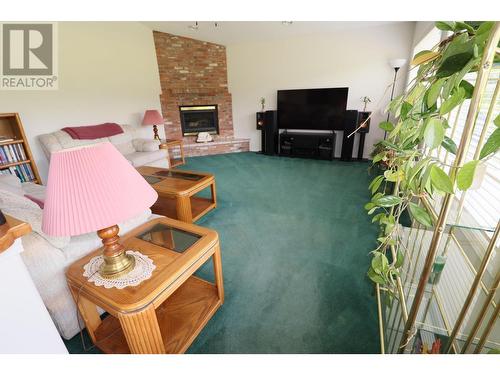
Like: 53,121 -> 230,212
154,31 -> 247,157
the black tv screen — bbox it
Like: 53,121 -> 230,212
277,87 -> 348,130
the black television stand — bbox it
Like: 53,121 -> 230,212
279,131 -> 336,160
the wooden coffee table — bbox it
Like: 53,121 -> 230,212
66,217 -> 224,354
137,166 -> 216,223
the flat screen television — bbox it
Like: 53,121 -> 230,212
277,87 -> 348,131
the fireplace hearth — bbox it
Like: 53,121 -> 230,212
179,105 -> 219,136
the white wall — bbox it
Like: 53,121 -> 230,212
0,22 -> 163,183
412,22 -> 436,48
227,22 -> 415,158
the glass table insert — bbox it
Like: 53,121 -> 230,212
137,223 -> 201,253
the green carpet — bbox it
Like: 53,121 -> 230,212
64,152 -> 380,354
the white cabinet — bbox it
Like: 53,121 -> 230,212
0,218 -> 67,354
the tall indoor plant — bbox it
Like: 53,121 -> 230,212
364,21 -> 500,293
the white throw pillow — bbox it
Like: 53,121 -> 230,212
132,138 -> 161,152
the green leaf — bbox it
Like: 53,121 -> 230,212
455,21 -> 474,34
367,267 -> 386,284
379,121 -> 394,132
437,36 -> 475,78
411,50 -> 440,66
437,53 -> 474,78
408,202 -> 433,227
435,21 -> 456,31
372,152 -> 385,164
372,253 -> 389,274
374,195 -> 402,207
479,128 -> 500,159
406,83 -> 426,105
494,114 -> 500,127
424,118 -> 445,149
388,121 -> 403,139
442,74 -> 457,99
407,158 -> 429,185
365,202 -> 376,211
388,94 -> 404,116
440,87 -> 465,115
400,101 -> 413,119
455,57 -> 478,87
369,175 -> 384,194
384,169 -> 404,182
427,78 -> 446,107
395,249 -> 404,268
457,160 -> 479,191
441,136 -> 458,154
371,212 -> 385,223
459,80 -> 474,99
421,164 -> 433,193
430,165 -> 454,194
475,22 -> 494,44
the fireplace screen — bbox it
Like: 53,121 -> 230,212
179,105 -> 219,136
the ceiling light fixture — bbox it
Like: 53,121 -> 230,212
188,21 -> 219,30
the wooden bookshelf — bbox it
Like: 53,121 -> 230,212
0,113 -> 41,184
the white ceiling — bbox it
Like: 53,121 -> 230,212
144,21 -> 405,46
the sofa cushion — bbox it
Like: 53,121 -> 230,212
108,131 -> 135,155
53,129 -> 103,150
133,138 -> 161,152
0,174 -> 24,195
124,150 -> 166,167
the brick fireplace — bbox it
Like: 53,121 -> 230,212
153,31 -> 249,156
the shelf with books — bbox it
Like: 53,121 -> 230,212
0,113 -> 41,184
0,160 -> 31,168
0,139 -> 24,146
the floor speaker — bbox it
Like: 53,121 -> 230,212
256,112 -> 265,130
340,110 -> 359,161
262,110 -> 278,155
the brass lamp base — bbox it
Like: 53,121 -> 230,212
99,251 -> 135,279
97,225 -> 136,279
153,124 -> 161,141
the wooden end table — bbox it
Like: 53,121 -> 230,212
137,166 -> 217,223
160,139 -> 185,168
66,217 -> 224,354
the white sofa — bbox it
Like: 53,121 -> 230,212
0,174 -> 159,339
38,124 -> 169,168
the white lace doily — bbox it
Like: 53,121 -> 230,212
83,250 -> 156,289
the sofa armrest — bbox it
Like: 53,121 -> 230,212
132,138 -> 161,152
38,133 -> 63,160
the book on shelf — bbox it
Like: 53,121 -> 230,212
0,143 -> 28,165
3,164 -> 36,183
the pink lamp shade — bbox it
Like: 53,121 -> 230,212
42,142 -> 158,237
142,110 -> 164,126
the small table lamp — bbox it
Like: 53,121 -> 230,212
142,110 -> 164,141
42,142 -> 158,279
